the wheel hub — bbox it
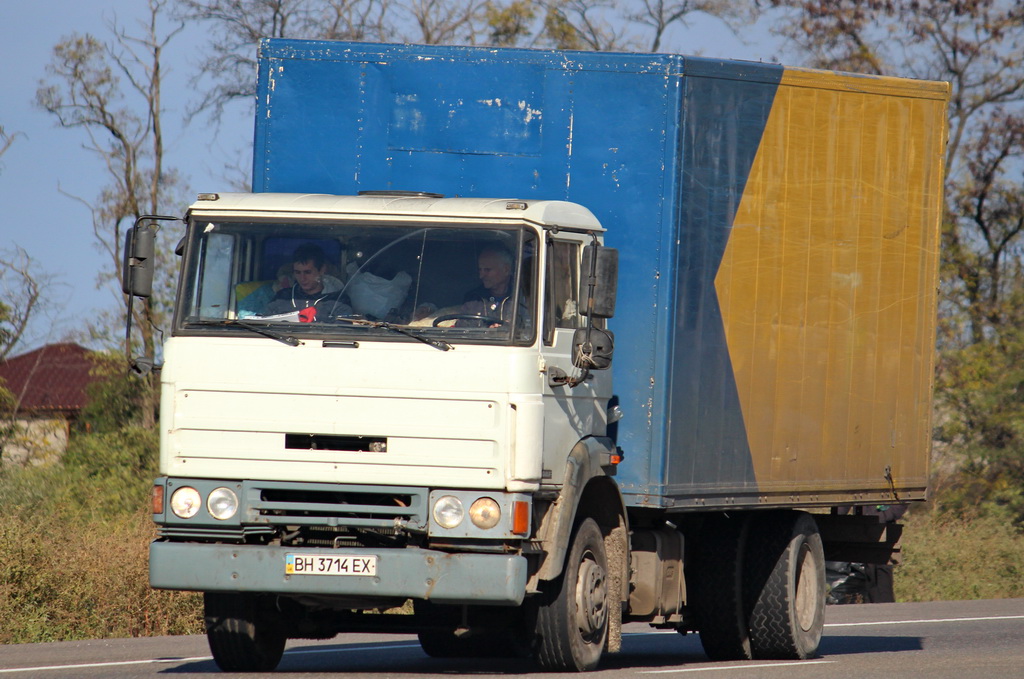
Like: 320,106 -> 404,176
575,552 -> 608,641
795,544 -> 820,632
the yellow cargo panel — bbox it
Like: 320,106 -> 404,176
716,69 -> 948,497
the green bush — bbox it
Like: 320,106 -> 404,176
0,509 -> 202,643
61,426 -> 159,514
78,353 -> 147,434
0,427 -> 202,643
896,502 -> 1024,602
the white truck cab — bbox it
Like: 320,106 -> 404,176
144,191 -> 622,669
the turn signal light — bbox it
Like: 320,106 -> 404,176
151,485 -> 164,514
512,500 -> 530,536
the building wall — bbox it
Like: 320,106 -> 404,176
1,416 -> 69,465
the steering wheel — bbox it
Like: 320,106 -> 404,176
432,314 -> 507,327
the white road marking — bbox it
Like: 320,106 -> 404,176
639,661 -> 835,674
0,642 -> 423,674
624,613 -> 1024,634
0,657 -> 212,674
824,614 -> 1024,628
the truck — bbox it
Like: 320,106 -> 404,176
128,39 -> 949,672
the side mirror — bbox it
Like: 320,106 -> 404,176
580,245 -> 618,319
122,224 -> 156,298
572,327 -> 615,370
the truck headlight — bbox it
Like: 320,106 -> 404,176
207,487 -> 239,520
469,497 -> 501,529
433,495 -> 464,529
169,487 -> 201,519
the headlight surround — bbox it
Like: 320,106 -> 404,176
207,487 -> 239,521
469,497 -> 501,529
169,486 -> 202,519
432,495 -> 464,529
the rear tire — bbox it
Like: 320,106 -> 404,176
534,517 -> 609,671
744,511 -> 826,660
205,592 -> 287,672
690,513 -> 753,661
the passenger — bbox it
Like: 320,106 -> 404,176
265,244 -> 351,319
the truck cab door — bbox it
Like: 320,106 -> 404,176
539,237 -> 613,475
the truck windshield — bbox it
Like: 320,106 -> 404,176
176,218 -> 537,346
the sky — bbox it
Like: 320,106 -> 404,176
0,1 -> 783,354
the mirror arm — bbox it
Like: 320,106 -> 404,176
123,214 -> 182,373
564,233 -> 603,385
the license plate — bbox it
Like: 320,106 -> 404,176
285,553 -> 378,576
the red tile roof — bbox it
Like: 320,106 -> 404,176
0,343 -> 98,414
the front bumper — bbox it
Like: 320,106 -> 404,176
150,541 -> 527,605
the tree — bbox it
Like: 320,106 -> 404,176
0,247 -> 45,363
0,125 -> 24,175
486,0 -> 536,45
630,0 -> 757,52
78,350 -> 147,434
36,0 -> 187,427
403,0 -> 494,45
496,0 -> 756,52
175,0 -> 393,122
536,0 -> 631,50
766,0 -> 1024,474
0,247 -> 54,465
179,0 -> 758,123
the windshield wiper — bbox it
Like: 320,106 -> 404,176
190,319 -> 300,347
235,319 -> 301,346
340,318 -> 452,351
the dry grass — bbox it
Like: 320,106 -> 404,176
0,508 -> 202,643
895,506 -> 1024,602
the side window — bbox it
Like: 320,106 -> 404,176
196,232 -> 236,319
545,239 -> 583,345
515,230 -> 539,344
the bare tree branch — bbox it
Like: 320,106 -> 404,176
36,0 -> 187,427
0,247 -> 46,362
0,125 -> 25,175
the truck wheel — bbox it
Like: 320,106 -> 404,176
744,511 -> 825,660
204,592 -> 287,672
690,513 -> 753,661
534,517 -> 609,671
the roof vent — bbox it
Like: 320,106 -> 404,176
358,190 -> 444,198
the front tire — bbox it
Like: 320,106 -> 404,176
205,592 -> 287,672
744,511 -> 826,660
534,517 -> 609,671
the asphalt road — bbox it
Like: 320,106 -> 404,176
1,598 -> 1022,678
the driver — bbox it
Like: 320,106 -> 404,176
461,246 -> 514,324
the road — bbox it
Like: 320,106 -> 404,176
1,599 -> 1022,678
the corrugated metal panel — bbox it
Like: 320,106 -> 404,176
711,69 -> 947,499
657,63 -> 784,505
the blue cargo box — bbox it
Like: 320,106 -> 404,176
253,40 -> 948,510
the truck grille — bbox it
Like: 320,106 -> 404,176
245,481 -> 428,531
